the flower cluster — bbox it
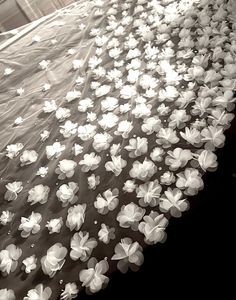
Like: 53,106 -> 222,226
1,0 -> 236,298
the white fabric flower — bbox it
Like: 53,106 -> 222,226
201,126 -> 225,149
4,181 -> 23,201
92,66 -> 106,79
129,158 -> 157,181
73,143 -> 83,156
56,107 -> 71,122
156,103 -> 171,116
68,48 -> 76,55
42,83 -> 51,91
46,217 -> 63,234
160,188 -> 188,217
101,97 -> 119,112
156,128 -> 180,148
39,60 -> 50,70
18,212 -> 42,238
186,66 -> 205,80
0,288 -> 15,300
196,150 -> 218,171
120,85 -> 137,99
70,231 -> 97,261
119,103 -> 131,114
109,47 -> 122,59
94,188 -> 119,214
123,180 -> 137,193
0,244 -> 22,275
55,159 -> 77,180
117,202 -> 145,231
111,238 -> 144,273
32,34 -> 41,42
136,179 -> 162,207
56,182 -> 79,207
66,204 -> 86,231
87,174 -> 100,190
127,69 -> 141,83
0,211 -> 14,225
139,74 -> 158,90
98,224 -> 115,244
160,171 -> 176,185
191,97 -> 211,117
14,117 -> 23,126
126,58 -> 141,70
180,127 -> 202,146
90,81 -> 100,90
86,110 -> 96,122
20,150 -> 38,166
60,121 -> 78,138
110,143 -> 121,156
138,211 -> 168,244
23,284 -> 52,300
79,153 -> 101,172
76,76 -> 85,85
176,168 -> 204,195
169,109 -> 191,129
95,85 -> 111,97
132,103 -> 152,119
6,143 -> 23,159
60,283 -> 79,300
150,147 -> 165,162
27,185 -> 50,205
78,98 -> 93,112
72,59 -> 83,70
36,167 -> 48,177
4,68 -> 14,76
141,117 -> 161,135
98,113 -> 119,130
46,142 -> 65,159
212,90 -> 235,108
40,130 -> 50,142
165,148 -> 192,170
106,68 -> 122,82
79,258 -> 109,293
204,69 -> 222,84
77,124 -> 97,141
105,156 -> 127,176
159,86 -> 179,102
125,137 -> 148,158
92,132 -> 113,152
66,90 -> 81,102
124,36 -> 138,50
41,243 -> 67,278
22,255 -> 37,274
210,109 -> 234,127
88,56 -> 102,69
43,100 -> 57,113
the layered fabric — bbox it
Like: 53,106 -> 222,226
0,0 -> 236,299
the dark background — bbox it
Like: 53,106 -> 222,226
76,115 -> 235,299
